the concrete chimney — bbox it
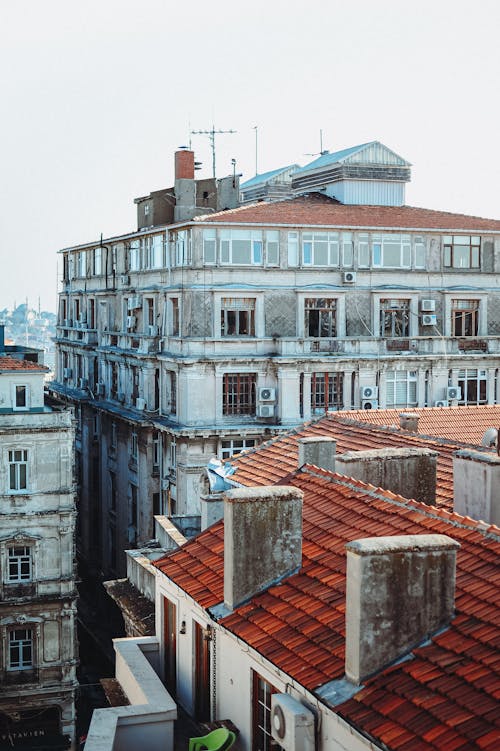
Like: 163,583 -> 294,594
345,534 -> 459,684
453,449 -> 500,526
298,436 -> 336,472
223,486 -> 303,611
335,447 -> 437,505
174,149 -> 196,223
399,412 -> 419,433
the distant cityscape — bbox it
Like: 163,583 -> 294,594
1,303 -> 56,371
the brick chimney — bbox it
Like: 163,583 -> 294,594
335,447 -> 437,505
345,534 -> 459,684
174,149 -> 196,223
453,449 -> 500,526
399,412 -> 419,433
223,486 -> 303,611
298,436 -> 336,472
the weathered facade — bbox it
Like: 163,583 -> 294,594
0,343 -> 77,748
50,142 -> 500,579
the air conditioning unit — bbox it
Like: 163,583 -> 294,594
148,325 -> 159,336
447,386 -> 462,401
362,399 -> 378,410
135,397 -> 146,411
342,270 -> 356,284
78,378 -> 88,390
360,385 -> 378,400
118,392 -> 126,403
126,315 -> 136,330
421,299 -> 436,312
120,274 -> 130,285
258,387 -> 276,402
96,382 -> 105,396
434,400 -> 448,407
127,296 -> 141,310
271,694 -> 315,751
421,314 -> 437,326
257,404 -> 276,418
63,367 -> 72,379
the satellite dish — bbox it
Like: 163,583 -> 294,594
481,428 -> 498,447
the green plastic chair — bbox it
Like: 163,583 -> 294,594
188,727 -> 236,751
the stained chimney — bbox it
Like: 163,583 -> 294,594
223,486 -> 303,611
298,436 -> 336,472
335,447 -> 437,505
174,149 -> 196,222
345,534 -> 459,684
453,449 -> 500,526
399,412 -> 419,433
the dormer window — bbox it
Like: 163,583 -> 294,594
15,385 -> 27,409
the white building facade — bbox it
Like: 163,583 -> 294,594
50,144 -> 500,579
0,349 -> 77,748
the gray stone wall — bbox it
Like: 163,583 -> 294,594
346,291 -> 371,336
265,291 -> 297,337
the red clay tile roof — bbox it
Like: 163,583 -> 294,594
0,356 -> 47,372
227,412 -> 487,509
195,194 -> 500,231
155,468 -> 500,751
336,405 -> 500,446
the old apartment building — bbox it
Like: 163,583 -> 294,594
50,141 -> 500,578
0,329 -> 77,748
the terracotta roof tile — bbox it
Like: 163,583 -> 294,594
155,466 -> 500,751
0,356 -> 47,372
195,194 -> 500,232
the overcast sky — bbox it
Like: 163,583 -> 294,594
1,0 -> 499,311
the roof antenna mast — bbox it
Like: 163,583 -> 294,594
190,124 -> 237,178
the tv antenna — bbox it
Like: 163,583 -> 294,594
305,128 -> 328,157
190,125 -> 237,178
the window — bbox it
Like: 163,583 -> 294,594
8,546 -> 32,582
310,373 -> 344,414
305,298 -> 337,337
458,369 -> 487,405
109,471 -> 117,511
130,433 -> 138,462
129,484 -> 138,544
15,385 -> 28,409
153,432 -> 160,469
165,371 -> 177,415
358,234 -> 370,267
452,299 -> 479,337
111,422 -> 117,450
174,230 -> 191,266
78,251 -> 86,277
266,231 -> 280,265
386,370 -> 417,408
203,228 -> 216,263
110,362 -> 119,399
220,438 -> 257,459
415,237 -> 426,268
9,628 -> 33,670
223,374 -> 256,416
380,299 -> 410,337
150,235 -> 163,268
8,450 -> 28,492
130,240 -> 140,271
146,298 -> 155,327
372,234 -> 411,268
252,672 -> 283,751
287,232 -> 299,267
443,236 -> 480,268
221,229 -> 263,265
170,298 -> 180,336
93,247 -> 102,275
221,298 -> 255,336
303,231 -> 339,266
342,232 -> 353,267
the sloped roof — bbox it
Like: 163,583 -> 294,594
240,164 -> 299,191
194,194 -> 500,231
225,412 -> 488,509
337,405 -> 500,445
295,140 -> 410,174
0,356 -> 47,372
155,467 -> 500,750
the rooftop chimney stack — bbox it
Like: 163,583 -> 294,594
223,486 -> 303,611
298,436 -> 336,472
174,149 -> 196,222
399,412 -> 420,433
453,449 -> 500,526
345,534 -> 460,685
335,447 -> 438,506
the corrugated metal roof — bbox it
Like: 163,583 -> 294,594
240,164 -> 299,190
295,140 -> 411,175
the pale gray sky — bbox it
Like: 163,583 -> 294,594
1,0 -> 499,311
